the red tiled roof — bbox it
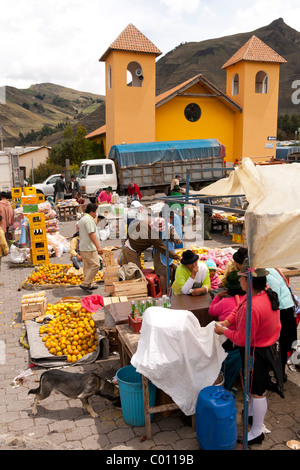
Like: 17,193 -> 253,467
86,124 -> 106,139
155,74 -> 242,112
222,35 -> 287,69
99,24 -> 162,61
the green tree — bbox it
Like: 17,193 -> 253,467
63,123 -> 74,139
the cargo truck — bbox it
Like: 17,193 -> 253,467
0,151 -> 22,192
78,138 -> 226,199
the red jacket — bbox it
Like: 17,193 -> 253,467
224,291 -> 281,347
128,183 -> 142,200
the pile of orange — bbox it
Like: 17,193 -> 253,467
39,302 -> 98,363
25,263 -> 103,286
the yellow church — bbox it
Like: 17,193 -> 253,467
86,24 -> 286,163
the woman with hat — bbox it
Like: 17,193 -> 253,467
172,249 -> 210,296
209,270 -> 245,324
221,247 -> 248,286
215,260 -> 284,445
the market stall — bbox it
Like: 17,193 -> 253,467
196,157 -> 300,448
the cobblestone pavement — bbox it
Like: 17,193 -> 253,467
0,218 -> 299,452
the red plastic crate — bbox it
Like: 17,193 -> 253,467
128,314 -> 142,333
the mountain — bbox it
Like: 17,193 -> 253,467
0,83 -> 105,146
155,18 -> 300,116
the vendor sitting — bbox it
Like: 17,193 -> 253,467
220,247 -> 248,286
70,231 -> 82,269
172,249 -> 210,296
97,187 -> 112,204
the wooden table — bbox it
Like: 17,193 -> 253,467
116,324 -> 180,439
106,294 -> 212,327
171,294 -> 212,326
57,204 -> 79,221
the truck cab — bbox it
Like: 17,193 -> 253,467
78,159 -> 118,199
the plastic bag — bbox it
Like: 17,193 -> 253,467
9,244 -> 28,264
98,225 -> 110,241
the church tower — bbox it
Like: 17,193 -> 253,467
99,24 -> 162,157
222,35 -> 286,161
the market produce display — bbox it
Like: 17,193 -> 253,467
213,211 -> 244,224
22,263 -> 104,288
175,245 -> 234,274
39,302 -> 97,363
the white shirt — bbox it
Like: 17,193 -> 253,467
181,261 -> 209,295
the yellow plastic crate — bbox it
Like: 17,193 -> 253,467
31,240 -> 48,252
27,213 -> 46,229
23,187 -> 37,196
11,187 -> 22,198
22,195 -> 38,205
30,251 -> 49,265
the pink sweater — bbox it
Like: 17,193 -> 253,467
209,294 -> 246,329
224,291 -> 281,347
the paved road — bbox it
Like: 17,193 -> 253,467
0,218 -> 299,452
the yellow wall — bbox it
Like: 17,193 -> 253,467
226,61 -> 280,161
155,83 -> 238,162
105,50 -> 156,156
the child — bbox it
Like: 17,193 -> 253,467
206,258 -> 221,290
0,215 -> 9,271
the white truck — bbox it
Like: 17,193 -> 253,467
0,151 -> 22,192
78,159 -> 118,201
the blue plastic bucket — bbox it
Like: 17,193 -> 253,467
116,365 -> 156,426
196,385 -> 237,450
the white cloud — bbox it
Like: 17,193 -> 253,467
160,0 -> 201,15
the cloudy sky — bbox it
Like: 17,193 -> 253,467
1,0 -> 300,95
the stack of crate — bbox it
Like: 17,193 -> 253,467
11,187 -> 22,206
21,187 -> 49,265
28,213 -> 49,265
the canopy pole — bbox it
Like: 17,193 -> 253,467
242,270 -> 253,450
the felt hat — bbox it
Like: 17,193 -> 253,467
106,186 -> 112,192
239,258 -> 269,277
181,249 -> 199,265
233,247 -> 248,265
206,259 -> 217,270
224,270 -> 241,290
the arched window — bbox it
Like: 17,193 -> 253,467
107,65 -> 112,89
232,73 -> 239,95
127,61 -> 143,87
255,71 -> 268,94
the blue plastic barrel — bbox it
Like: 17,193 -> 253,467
195,385 -> 237,450
116,365 -> 156,426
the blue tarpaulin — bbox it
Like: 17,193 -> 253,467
276,146 -> 300,160
109,139 -> 225,167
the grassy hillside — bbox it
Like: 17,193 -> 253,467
0,83 -> 105,146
